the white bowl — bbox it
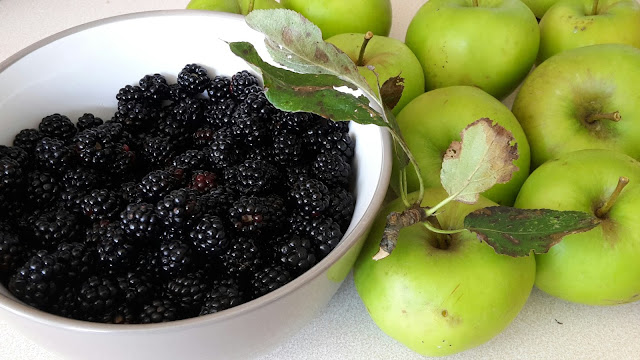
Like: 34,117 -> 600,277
0,10 -> 391,360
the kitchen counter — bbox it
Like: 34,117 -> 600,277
1,1 -> 639,359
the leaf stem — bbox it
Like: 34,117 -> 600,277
585,111 -> 621,123
387,129 -> 425,205
399,168 -> 410,208
595,176 -> 629,218
425,194 -> 457,217
591,0 -> 600,15
357,31 -> 374,67
423,221 -> 467,235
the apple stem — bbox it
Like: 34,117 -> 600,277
373,204 -> 429,260
472,0 -> 479,7
357,31 -> 374,67
248,0 -> 255,13
595,176 -> 629,218
591,0 -> 600,15
586,111 -> 621,124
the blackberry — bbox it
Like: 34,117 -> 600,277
138,169 -> 179,203
34,137 -> 74,173
177,63 -> 210,94
224,159 -> 279,195
116,271 -> 157,306
154,109 -> 190,142
169,149 -> 207,177
108,303 -> 139,324
113,100 -> 153,133
318,130 -> 355,162
189,214 -> 229,257
229,195 -> 285,235
73,126 -> 119,169
139,73 -> 171,102
199,186 -> 236,217
156,239 -> 193,278
236,84 -> 263,102
204,98 -> 237,129
76,113 -> 104,132
0,230 -> 26,278
169,83 -> 190,102
141,136 -> 177,170
285,166 -> 313,187
173,97 -> 205,127
49,285 -> 83,320
54,241 -> 95,283
165,271 -> 210,315
199,279 -> 245,315
230,70 -> 259,98
203,127 -> 244,169
78,275 -> 121,322
97,224 -> 137,272
13,128 -> 43,154
222,237 -> 263,278
120,181 -> 142,204
232,93 -> 273,146
81,188 -> 123,221
305,216 -> 343,258
32,209 -> 81,250
249,265 -> 291,299
0,145 -> 31,170
207,75 -> 232,102
116,85 -> 146,104
25,170 -> 59,209
192,127 -> 216,149
273,111 -> 315,135
288,179 -> 330,218
106,144 -> 136,181
139,298 -> 180,323
190,170 -> 218,193
155,188 -> 201,230
312,152 -> 352,187
61,167 -> 98,191
0,157 -> 24,198
8,250 -> 65,307
272,234 -> 317,276
38,113 -> 77,142
328,187 -> 355,232
271,131 -> 305,165
119,202 -> 160,244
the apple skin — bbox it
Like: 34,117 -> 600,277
238,0 -> 283,15
186,0 -> 241,13
514,149 -> 640,305
538,0 -> 640,63
520,0 -> 569,18
405,0 -> 539,100
512,44 -> 640,169
391,86 -> 530,206
355,188 -> 536,356
326,33 -> 425,115
280,0 -> 392,39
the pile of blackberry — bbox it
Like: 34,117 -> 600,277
0,64 -> 355,324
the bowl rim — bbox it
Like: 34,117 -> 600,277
0,9 -> 393,333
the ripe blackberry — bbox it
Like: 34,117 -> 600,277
328,187 -> 355,232
49,285 -> 83,320
39,113 -> 77,142
116,85 -> 146,104
207,75 -> 232,102
97,224 -> 137,273
141,136 -> 177,170
222,237 -> 263,278
156,239 -> 193,278
139,298 -> 180,323
169,149 -> 207,177
0,230 -> 26,278
154,108 -> 191,143
120,181 -> 142,204
273,111 -> 315,135
107,303 -> 139,324
289,179 -> 330,218
25,171 -> 59,209
189,214 -> 229,257
236,84 -> 263,102
116,271 -> 157,306
8,250 -> 65,307
54,241 -> 95,283
81,188 -> 123,221
74,126 -> 119,169
317,130 -> 355,161
203,127 -> 244,169
78,275 -> 121,322
199,279 -> 245,315
177,63 -> 210,94
169,83 -> 190,102
249,265 -> 292,299
0,157 -> 24,198
229,195 -> 285,235
113,100 -> 153,133
155,188 -> 201,230
192,127 -> 216,149
272,234 -> 317,276
305,216 -> 344,258
34,137 -> 74,173
76,113 -> 104,132
139,73 -> 171,102
199,186 -> 236,217
285,165 -> 313,187
32,209 -> 80,250
231,70 -> 259,98
107,144 -> 136,181
61,167 -> 98,191
232,93 -> 273,146
271,131 -> 305,165
224,159 -> 279,195
138,169 -> 179,203
165,271 -> 210,315
13,128 -> 43,154
190,170 -> 218,193
173,97 -> 205,128
204,98 -> 238,129
120,202 -> 160,244
312,152 -> 352,187
1,145 -> 31,170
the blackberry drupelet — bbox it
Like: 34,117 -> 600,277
204,98 -> 238,129
207,75 -> 232,102
271,131 -> 305,165
203,126 -> 244,169
25,170 -> 59,209
165,271 -> 211,315
156,239 -> 194,278
189,214 -> 229,257
199,279 -> 245,315
78,275 -> 121,322
113,100 -> 153,133
228,195 -> 285,236
273,111 -> 315,135
198,186 -> 236,217
169,149 -> 207,177
177,63 -> 210,94
116,271 -> 157,306
139,73 -> 171,102
61,167 -> 98,191
119,202 -> 160,244
305,216 -> 344,259
189,170 -> 218,193
155,188 -> 201,231
116,85 -> 146,104
38,113 -> 77,142
272,234 -> 317,276
13,128 -> 43,154
76,113 -> 104,132
0,145 -> 31,170
285,166 -> 313,187
139,298 -> 180,323
230,70 -> 259,98
73,124 -> 121,169
140,136 -> 177,170
222,236 -> 263,279
34,137 -> 74,173
138,169 -> 179,203
81,188 -> 123,221
328,187 -> 356,232
169,83 -> 190,102
8,250 -> 65,307
249,265 -> 292,299
54,241 -> 95,283
120,181 -> 142,204
32,209 -> 81,250
173,97 -> 205,127
288,179 -> 330,218
317,130 -> 355,161
97,224 -> 137,273
224,159 -> 279,195
312,152 -> 352,187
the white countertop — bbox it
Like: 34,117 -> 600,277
1,1 -> 639,359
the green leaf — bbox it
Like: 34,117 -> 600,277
229,41 -> 388,127
464,206 -> 601,257
440,118 -> 519,204
379,75 -> 404,111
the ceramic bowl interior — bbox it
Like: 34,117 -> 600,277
0,10 -> 391,360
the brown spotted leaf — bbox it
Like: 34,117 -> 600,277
379,75 -> 404,110
229,41 -> 388,127
464,207 -> 601,257
440,118 -> 519,204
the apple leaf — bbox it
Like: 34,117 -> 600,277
379,75 -> 404,111
440,118 -> 519,205
464,207 -> 601,257
229,41 -> 388,127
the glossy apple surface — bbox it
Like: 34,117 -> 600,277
186,0 -> 241,13
355,188 -> 536,356
515,149 -> 640,305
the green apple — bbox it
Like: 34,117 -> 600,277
520,0 -> 569,18
514,149 -> 640,305
186,0 -> 241,13
512,44 -> 640,168
280,0 -> 392,39
238,0 -> 283,15
392,86 -> 530,206
355,188 -> 536,356
326,33 -> 425,115
405,0 -> 540,100
538,0 -> 640,63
